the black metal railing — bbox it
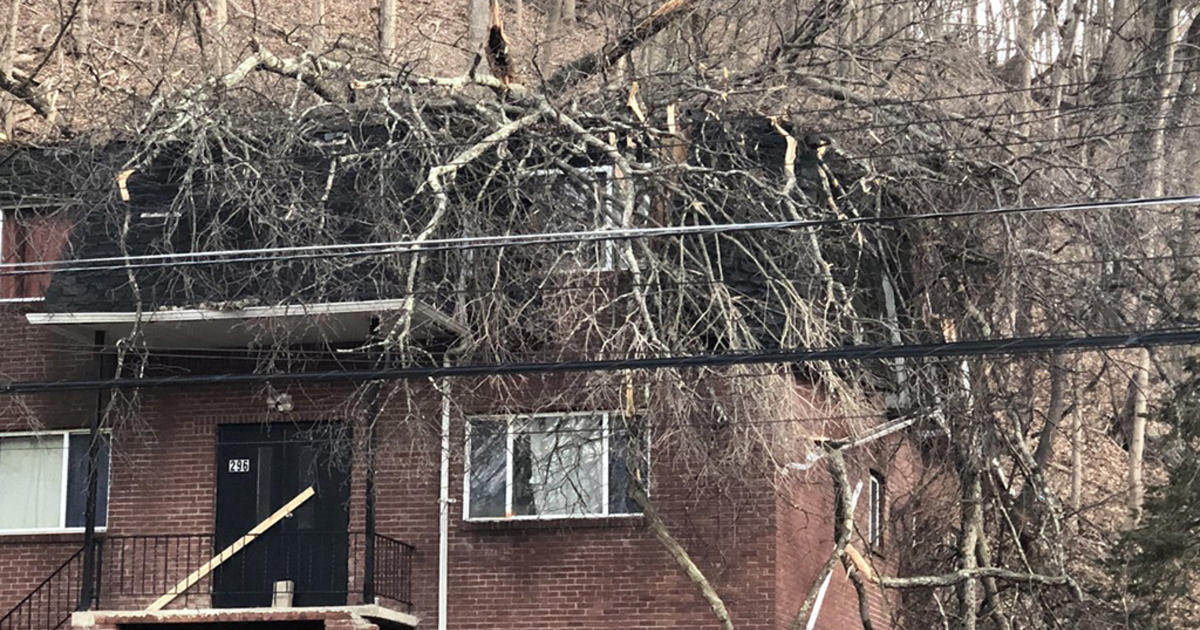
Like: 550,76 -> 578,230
0,532 -> 413,630
369,534 -> 414,607
0,548 -> 85,630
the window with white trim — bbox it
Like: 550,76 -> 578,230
527,166 -> 617,272
868,470 -> 884,548
0,431 -> 111,533
465,412 -> 647,520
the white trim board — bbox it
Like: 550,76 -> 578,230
25,299 -> 466,347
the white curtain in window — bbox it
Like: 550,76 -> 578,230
528,416 -> 604,515
0,436 -> 63,529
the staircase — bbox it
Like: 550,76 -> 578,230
0,547 -> 86,630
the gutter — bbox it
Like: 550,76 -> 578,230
439,373 -> 451,630
25,299 -> 469,338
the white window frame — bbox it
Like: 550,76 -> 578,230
528,165 -> 618,272
867,470 -> 884,548
0,210 -> 47,304
0,429 -> 111,535
463,410 -> 646,522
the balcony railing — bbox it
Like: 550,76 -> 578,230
0,532 -> 413,630
0,548 -> 85,630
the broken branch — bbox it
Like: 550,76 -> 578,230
630,483 -> 736,630
545,0 -> 696,93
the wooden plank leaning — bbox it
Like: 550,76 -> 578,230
144,486 -> 316,612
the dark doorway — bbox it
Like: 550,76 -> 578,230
213,423 -> 351,608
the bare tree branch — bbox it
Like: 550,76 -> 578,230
544,0 -> 696,93
630,483 -> 736,630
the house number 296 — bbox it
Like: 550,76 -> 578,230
228,458 -> 251,473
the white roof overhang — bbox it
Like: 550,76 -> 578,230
25,299 -> 466,348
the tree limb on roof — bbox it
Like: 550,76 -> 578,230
544,0 -> 696,93
221,42 -> 343,102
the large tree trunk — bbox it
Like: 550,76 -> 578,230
2,0 -> 19,138
76,0 -> 91,55
1131,0 -> 1178,196
1012,0 -> 1034,89
467,0 -> 488,69
1049,0 -> 1086,135
1099,0 -> 1135,83
211,0 -> 228,74
630,485 -> 735,630
548,0 -> 561,26
380,0 -> 397,57
3,0 -> 17,78
312,0 -> 325,50
1126,350 -> 1150,526
958,470 -> 981,630
1071,407 -> 1083,534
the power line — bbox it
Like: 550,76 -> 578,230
0,412 -> 897,450
5,326 -> 1199,394
12,246 -> 1194,328
0,194 -> 1196,277
28,318 -> 1190,365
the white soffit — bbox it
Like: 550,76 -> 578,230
25,299 -> 465,348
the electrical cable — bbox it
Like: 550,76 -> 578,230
5,325 -> 1200,394
0,194 -> 1195,277
9,245 -> 1192,326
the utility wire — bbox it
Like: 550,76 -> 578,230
0,194 -> 1195,277
30,318 -> 1191,365
5,326 -> 1200,394
9,247 -> 1194,319
0,412 -> 896,450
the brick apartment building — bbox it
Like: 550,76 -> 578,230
0,136 -> 917,630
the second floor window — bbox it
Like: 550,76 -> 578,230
527,165 -> 617,272
465,411 -> 646,520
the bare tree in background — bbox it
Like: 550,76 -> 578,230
2,0 -> 1200,628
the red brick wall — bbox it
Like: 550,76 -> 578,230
0,306 -> 93,429
774,437 -> 917,630
3,379 -> 782,628
0,306 -> 96,616
0,537 -> 85,616
0,320 -> 916,630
